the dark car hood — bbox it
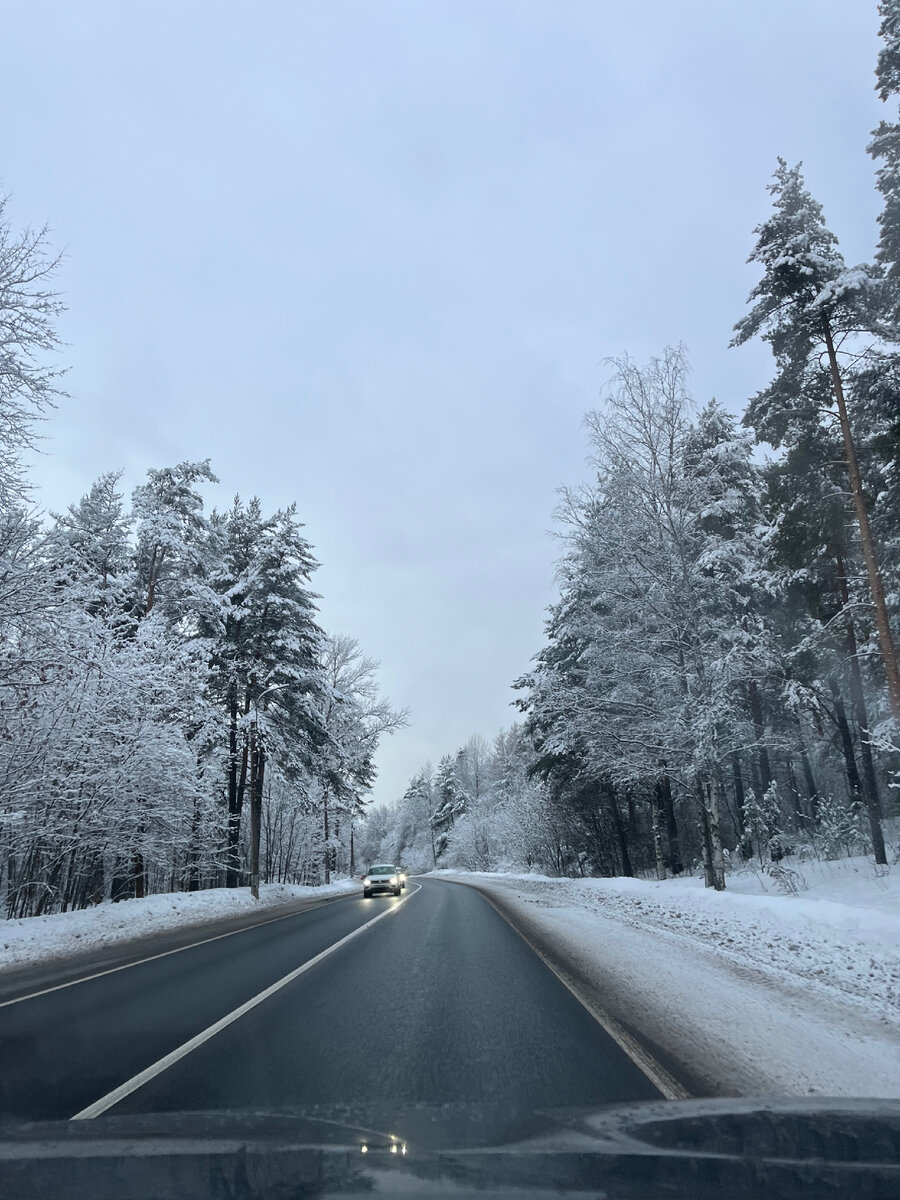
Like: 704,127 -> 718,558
1,1097 -> 899,1199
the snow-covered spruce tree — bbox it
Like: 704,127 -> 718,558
131,459 -> 219,623
739,782 -> 784,866
869,0 -> 900,325
516,587 -> 639,879
49,472 -> 133,620
815,790 -> 870,860
202,497 -> 328,888
733,160 -> 900,736
430,753 -> 466,862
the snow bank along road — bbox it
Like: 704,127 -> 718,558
0,878 -> 663,1122
450,871 -> 900,1100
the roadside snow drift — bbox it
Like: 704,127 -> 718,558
447,858 -> 900,1100
0,880 -> 357,972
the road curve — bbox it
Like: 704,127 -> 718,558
0,878 -> 661,1122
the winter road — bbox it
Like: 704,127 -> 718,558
0,878 -> 661,1122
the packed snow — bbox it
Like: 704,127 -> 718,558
441,854 -> 900,1100
0,880 -> 357,973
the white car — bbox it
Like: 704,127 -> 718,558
362,864 -> 402,897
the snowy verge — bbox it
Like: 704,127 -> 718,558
435,859 -> 900,1100
0,880 -> 357,973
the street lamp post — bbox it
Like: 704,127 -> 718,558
249,683 -> 289,899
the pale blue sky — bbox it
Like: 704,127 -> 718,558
3,0 -> 886,803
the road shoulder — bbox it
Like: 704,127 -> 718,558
0,882 -> 357,1004
441,873 -> 900,1100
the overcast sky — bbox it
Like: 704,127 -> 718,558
3,0 -> 887,805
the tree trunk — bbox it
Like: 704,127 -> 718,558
747,680 -> 773,793
795,724 -> 821,826
226,690 -> 241,888
606,785 -> 633,878
829,676 -> 865,809
657,764 -> 682,874
835,548 -> 887,865
705,778 -> 727,890
731,752 -> 752,859
824,318 -> 900,723
323,788 -> 331,885
697,789 -> 714,888
650,788 -> 666,880
132,852 -> 145,900
249,738 -> 266,898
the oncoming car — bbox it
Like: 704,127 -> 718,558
361,864 -> 402,897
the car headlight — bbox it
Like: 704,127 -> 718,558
362,877 -> 370,885
390,876 -> 398,884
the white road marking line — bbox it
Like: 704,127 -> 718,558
71,885 -> 419,1121
0,892 -> 359,1010
439,878 -> 690,1101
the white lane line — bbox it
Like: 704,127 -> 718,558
0,892 -> 360,1010
439,878 -> 690,1101
71,885 -> 419,1121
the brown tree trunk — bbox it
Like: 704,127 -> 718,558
824,319 -> 900,723
834,548 -> 887,865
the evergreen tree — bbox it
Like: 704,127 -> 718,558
869,0 -> 900,323
733,160 -> 900,728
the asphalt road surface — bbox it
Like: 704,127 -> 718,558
0,878 -> 661,1123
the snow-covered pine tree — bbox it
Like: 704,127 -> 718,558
49,472 -> 132,620
869,0 -> 900,326
733,160 -> 900,729
203,497 -> 327,886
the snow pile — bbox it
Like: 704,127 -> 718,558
450,858 -> 900,1099
0,880 -> 357,972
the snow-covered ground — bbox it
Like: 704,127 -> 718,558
441,855 -> 900,1100
0,880 -> 357,972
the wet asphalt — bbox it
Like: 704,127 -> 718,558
0,878 -> 660,1122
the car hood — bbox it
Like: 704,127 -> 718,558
0,1097 -> 898,1198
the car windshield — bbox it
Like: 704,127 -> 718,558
1,5 -> 898,1198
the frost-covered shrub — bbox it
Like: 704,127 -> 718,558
740,783 -> 783,864
814,793 -> 870,860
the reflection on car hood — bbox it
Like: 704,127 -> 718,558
1,1097 -> 898,1198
